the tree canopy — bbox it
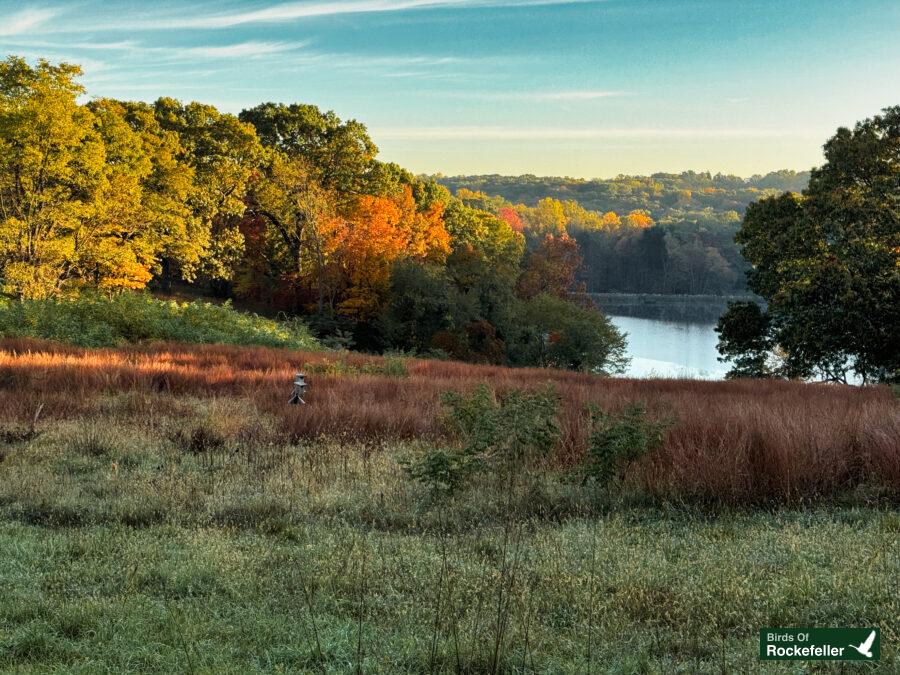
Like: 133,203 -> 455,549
0,55 -> 628,374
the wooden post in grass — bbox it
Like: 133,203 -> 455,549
289,372 -> 307,405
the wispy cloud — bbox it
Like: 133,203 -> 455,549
175,42 -> 302,59
528,90 -> 624,101
1,43 -> 111,73
0,7 -> 60,36
446,89 -> 626,101
7,38 -> 306,61
380,70 -> 489,81
373,126 -> 828,141
182,0 -> 462,28
92,0 -> 602,31
288,52 -> 463,68
1,38 -> 139,51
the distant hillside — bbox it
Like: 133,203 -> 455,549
433,170 -> 810,224
430,170 -> 812,297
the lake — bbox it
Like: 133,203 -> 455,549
608,315 -> 729,379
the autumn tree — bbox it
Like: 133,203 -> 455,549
623,209 -> 654,228
329,187 -> 449,319
601,211 -> 622,228
517,234 -> 584,300
0,59 -> 196,297
511,198 -> 625,241
497,206 -> 524,233
521,197 -> 568,240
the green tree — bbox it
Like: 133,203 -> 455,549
443,201 -> 523,281
153,98 -> 262,284
239,102 -> 377,198
85,99 -> 196,288
715,301 -> 774,378
0,59 -> 191,297
0,58 -> 104,297
379,259 -> 452,353
240,149 -> 335,312
717,107 -> 900,383
516,293 -> 628,373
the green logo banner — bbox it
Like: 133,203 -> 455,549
760,628 -> 880,661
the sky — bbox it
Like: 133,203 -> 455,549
1,0 -> 899,178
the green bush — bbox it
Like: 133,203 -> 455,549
443,384 -> 560,467
405,384 -> 560,498
585,403 -> 671,486
401,447 -> 480,499
515,293 -> 629,374
0,293 -> 319,350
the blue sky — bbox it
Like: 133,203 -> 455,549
2,0 -> 899,177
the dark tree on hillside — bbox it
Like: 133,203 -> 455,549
717,107 -> 900,383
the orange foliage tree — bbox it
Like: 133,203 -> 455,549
330,186 -> 449,318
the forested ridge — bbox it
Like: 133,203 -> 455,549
435,171 -> 810,295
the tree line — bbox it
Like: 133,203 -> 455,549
438,170 -> 810,295
0,56 -> 626,373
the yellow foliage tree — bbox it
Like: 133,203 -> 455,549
0,58 -> 106,297
0,59 -> 209,297
623,210 -> 655,228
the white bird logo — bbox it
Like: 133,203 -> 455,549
849,630 -> 876,658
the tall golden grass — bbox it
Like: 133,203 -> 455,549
1,337 -> 897,503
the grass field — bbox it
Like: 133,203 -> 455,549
0,338 -> 898,672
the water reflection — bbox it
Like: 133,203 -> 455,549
609,315 -> 728,380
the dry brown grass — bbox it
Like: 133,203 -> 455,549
1,337 -> 897,504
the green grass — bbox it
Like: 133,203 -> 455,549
0,393 -> 897,672
1,515 -> 897,673
0,292 -> 319,350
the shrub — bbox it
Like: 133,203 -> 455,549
375,352 -> 410,378
443,384 -> 560,467
584,403 -> 671,486
0,292 -> 319,350
401,447 -> 481,499
405,384 -> 560,498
